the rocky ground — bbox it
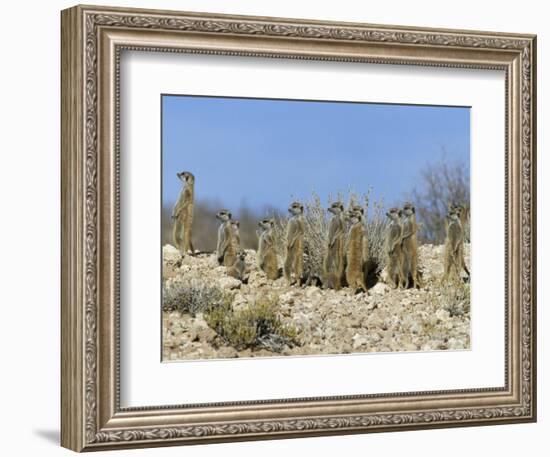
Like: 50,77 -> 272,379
162,244 -> 470,361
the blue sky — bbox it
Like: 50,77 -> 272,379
162,95 -> 470,212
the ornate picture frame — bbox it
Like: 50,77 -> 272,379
61,4 -> 536,451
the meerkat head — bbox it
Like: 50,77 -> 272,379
447,202 -> 463,220
258,218 -> 274,230
216,209 -> 231,222
177,171 -> 195,184
344,209 -> 362,224
288,201 -> 304,216
402,202 -> 415,217
231,220 -> 240,229
386,207 -> 401,221
350,204 -> 365,215
446,207 -> 460,223
236,250 -> 246,261
350,210 -> 362,224
327,201 -> 344,215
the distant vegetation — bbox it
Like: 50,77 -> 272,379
410,157 -> 470,244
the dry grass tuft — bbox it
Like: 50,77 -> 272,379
428,281 -> 471,317
162,278 -> 233,316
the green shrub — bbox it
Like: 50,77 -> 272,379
162,278 -> 233,316
205,295 -> 300,352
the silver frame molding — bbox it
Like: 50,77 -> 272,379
61,4 -> 537,452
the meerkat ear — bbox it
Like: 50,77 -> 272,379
412,206 -> 416,214
228,212 -> 232,219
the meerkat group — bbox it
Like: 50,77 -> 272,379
171,171 -> 468,290
214,209 -> 249,282
212,199 -> 371,293
383,201 -> 469,289
384,203 -> 426,289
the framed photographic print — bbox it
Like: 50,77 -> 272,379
61,4 -> 537,452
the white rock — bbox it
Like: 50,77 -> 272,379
435,309 -> 451,321
370,282 -> 390,294
403,342 -> 418,352
352,333 -> 369,349
178,264 -> 191,274
218,276 -> 242,290
421,342 -> 436,351
279,291 -> 295,304
447,338 -> 465,350
410,321 -> 422,334
163,244 -> 181,263
305,287 -> 321,299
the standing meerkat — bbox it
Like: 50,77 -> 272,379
171,171 -> 195,256
227,250 -> 248,282
284,201 -> 305,286
257,218 -> 279,280
401,202 -> 422,288
385,207 -> 405,289
350,204 -> 369,278
215,209 -> 236,267
442,208 -> 464,285
448,203 -> 470,278
323,201 -> 345,290
344,210 -> 368,293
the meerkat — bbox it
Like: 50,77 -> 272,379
448,203 -> 471,278
385,207 -> 406,289
227,250 -> 248,282
231,219 -> 241,250
401,202 -> 422,288
257,218 -> 279,280
323,201 -> 345,290
284,201 -> 305,286
215,209 -> 236,267
441,208 -> 464,285
171,171 -> 195,256
350,204 -> 369,279
344,210 -> 368,293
